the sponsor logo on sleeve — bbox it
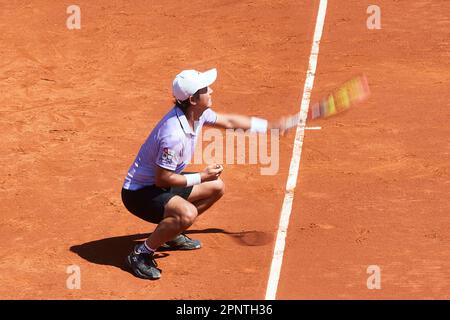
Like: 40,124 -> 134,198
160,147 -> 176,165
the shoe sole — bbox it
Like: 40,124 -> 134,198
126,255 -> 161,280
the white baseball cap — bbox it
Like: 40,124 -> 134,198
172,68 -> 217,101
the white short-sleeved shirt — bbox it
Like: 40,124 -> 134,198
123,106 -> 217,190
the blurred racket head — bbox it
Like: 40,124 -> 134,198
308,74 -> 371,120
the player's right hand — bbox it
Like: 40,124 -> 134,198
269,117 -> 288,136
201,163 -> 223,182
270,113 -> 303,136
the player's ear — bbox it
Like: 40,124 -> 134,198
189,95 -> 198,106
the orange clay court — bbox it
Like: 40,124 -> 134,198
0,0 -> 449,299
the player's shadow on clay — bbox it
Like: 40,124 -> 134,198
70,228 -> 272,270
186,228 -> 273,247
70,233 -> 163,272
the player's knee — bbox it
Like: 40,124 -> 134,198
213,178 -> 225,198
179,203 -> 198,228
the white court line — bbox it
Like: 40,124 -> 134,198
305,126 -> 322,130
265,0 -> 328,300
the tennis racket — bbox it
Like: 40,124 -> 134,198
282,74 -> 371,130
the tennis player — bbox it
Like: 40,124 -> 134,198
121,68 -> 290,279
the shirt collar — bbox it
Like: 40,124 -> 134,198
175,106 -> 196,136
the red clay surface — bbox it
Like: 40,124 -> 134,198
0,0 -> 449,299
278,0 -> 450,299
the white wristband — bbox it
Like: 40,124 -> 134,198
250,117 -> 268,133
185,173 -> 202,187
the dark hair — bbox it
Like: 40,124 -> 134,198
174,87 -> 208,113
174,98 -> 191,113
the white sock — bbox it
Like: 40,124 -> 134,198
137,242 -> 155,254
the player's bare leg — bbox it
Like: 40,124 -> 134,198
187,178 -> 225,214
144,179 -> 224,252
145,196 -> 198,250
126,196 -> 199,280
